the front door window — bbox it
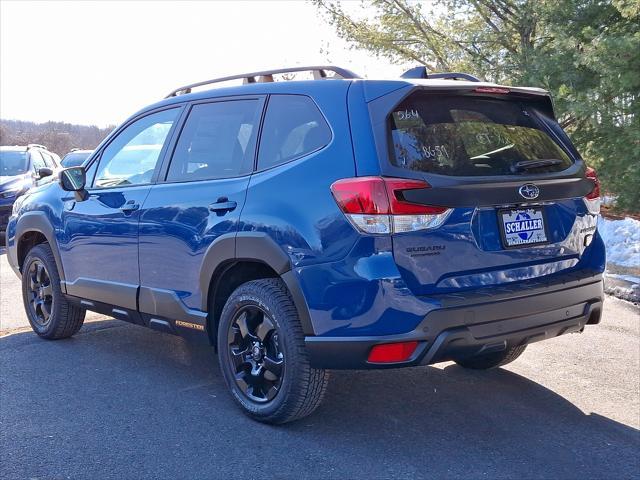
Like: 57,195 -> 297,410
94,108 -> 179,188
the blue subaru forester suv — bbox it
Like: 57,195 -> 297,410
6,66 -> 605,424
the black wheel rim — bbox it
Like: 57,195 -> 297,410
227,305 -> 284,403
27,260 -> 54,326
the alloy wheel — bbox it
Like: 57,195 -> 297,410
27,260 -> 54,326
227,305 -> 284,403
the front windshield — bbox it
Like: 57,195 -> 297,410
0,151 -> 29,176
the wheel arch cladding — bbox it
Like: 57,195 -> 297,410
15,212 -> 66,287
201,231 -> 316,343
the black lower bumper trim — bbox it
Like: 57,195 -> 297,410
305,277 -> 603,370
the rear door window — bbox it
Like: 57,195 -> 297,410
166,99 -> 261,181
257,95 -> 331,170
389,95 -> 573,176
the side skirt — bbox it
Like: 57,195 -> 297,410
64,286 -> 210,344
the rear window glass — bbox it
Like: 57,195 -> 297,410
167,100 -> 261,182
389,95 -> 573,176
257,95 -> 331,170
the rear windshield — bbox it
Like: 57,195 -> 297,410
388,95 -> 573,176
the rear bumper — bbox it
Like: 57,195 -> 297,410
305,276 -> 603,369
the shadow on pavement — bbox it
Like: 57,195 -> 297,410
1,320 -> 638,479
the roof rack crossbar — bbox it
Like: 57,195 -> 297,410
165,65 -> 361,98
27,144 -> 47,150
400,66 -> 481,82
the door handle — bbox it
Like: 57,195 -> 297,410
208,197 -> 237,213
120,201 -> 140,213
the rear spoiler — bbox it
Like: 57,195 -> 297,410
396,65 -> 554,116
402,83 -> 556,119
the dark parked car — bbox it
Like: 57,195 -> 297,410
61,149 -> 93,168
6,66 -> 605,424
0,144 -> 59,238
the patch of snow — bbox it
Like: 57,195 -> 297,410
601,195 -> 617,207
599,217 -> 640,268
604,273 -> 640,303
604,282 -> 639,303
606,273 -> 640,284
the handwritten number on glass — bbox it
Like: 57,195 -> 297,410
422,144 -> 450,162
395,109 -> 420,120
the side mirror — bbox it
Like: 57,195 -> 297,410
59,167 -> 88,201
37,167 -> 54,179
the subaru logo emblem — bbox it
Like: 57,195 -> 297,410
519,184 -> 540,200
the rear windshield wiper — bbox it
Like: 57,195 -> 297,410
512,158 -> 563,172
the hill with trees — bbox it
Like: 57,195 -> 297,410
0,119 -> 114,157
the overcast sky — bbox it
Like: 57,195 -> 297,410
0,0 -> 405,127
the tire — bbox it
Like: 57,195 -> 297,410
217,278 -> 329,424
454,344 -> 527,370
22,243 -> 86,339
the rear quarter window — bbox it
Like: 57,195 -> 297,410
257,95 -> 331,171
389,94 -> 574,176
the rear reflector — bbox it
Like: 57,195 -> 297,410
331,177 -> 452,234
584,167 -> 601,214
368,341 -> 419,363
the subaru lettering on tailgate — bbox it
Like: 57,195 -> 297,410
501,208 -> 548,247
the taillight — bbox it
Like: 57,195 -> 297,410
584,167 -> 601,214
330,176 -> 452,234
585,167 -> 600,200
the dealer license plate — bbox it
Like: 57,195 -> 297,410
500,208 -> 548,247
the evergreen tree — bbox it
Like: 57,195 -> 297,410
315,0 -> 639,210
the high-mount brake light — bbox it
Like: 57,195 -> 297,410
330,177 -> 452,234
584,167 -> 601,214
473,87 -> 510,94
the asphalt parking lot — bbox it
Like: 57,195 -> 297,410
1,250 -> 639,479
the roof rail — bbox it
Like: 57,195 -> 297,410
27,143 -> 47,150
400,66 -> 481,82
165,65 -> 362,98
